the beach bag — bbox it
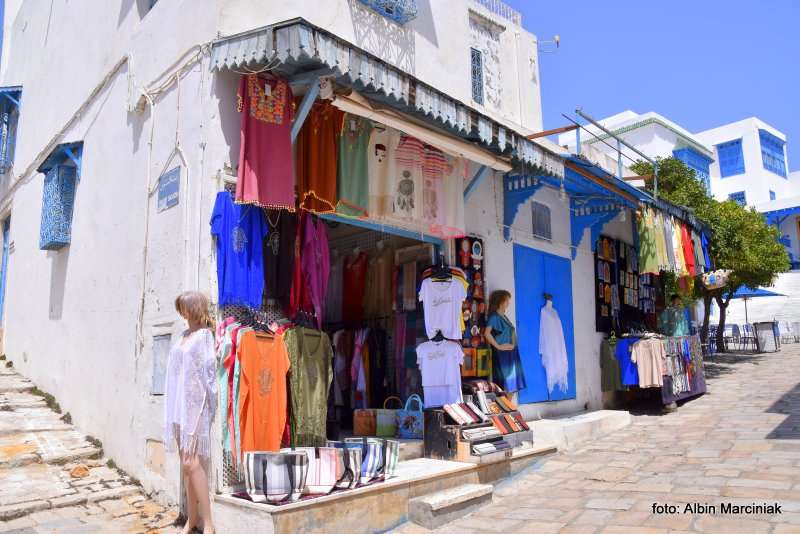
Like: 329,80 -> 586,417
325,441 -> 363,489
345,437 -> 400,483
376,396 -> 403,437
352,408 -> 376,436
291,447 -> 341,495
397,394 -> 424,439
243,451 -> 309,504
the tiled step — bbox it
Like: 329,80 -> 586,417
408,483 -> 493,529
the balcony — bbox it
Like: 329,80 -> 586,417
473,0 -> 522,25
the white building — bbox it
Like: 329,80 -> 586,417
0,1 -> 652,517
694,117 -> 795,206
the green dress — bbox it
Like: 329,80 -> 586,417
337,115 -> 373,217
284,327 -> 334,447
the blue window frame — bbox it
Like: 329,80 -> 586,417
356,0 -> 418,24
716,139 -> 745,177
728,191 -> 746,206
37,142 -> 83,251
759,129 -> 787,178
770,190 -> 776,201
672,147 -> 712,192
0,87 -> 22,174
531,201 -> 552,240
470,48 -> 484,105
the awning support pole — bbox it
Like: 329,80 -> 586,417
291,78 -> 320,143
617,139 -> 623,180
463,165 -> 491,201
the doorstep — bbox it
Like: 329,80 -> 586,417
526,409 -> 632,451
212,442 -> 556,534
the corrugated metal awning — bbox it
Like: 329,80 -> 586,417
210,18 -> 564,179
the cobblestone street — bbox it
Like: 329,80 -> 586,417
0,363 -> 180,534
396,344 -> 800,534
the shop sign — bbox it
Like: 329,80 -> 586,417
157,167 -> 180,212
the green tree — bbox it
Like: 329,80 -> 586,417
631,157 -> 789,349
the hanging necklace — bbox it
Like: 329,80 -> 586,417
266,209 -> 282,228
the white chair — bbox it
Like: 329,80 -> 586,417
793,322 -> 800,343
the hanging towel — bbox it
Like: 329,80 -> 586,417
538,305 -> 569,393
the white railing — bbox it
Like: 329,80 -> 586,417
473,0 -> 522,25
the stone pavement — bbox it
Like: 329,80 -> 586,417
394,344 -> 800,534
0,365 -> 181,533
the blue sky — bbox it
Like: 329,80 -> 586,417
508,0 -> 800,172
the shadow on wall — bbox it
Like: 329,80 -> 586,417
118,0 -> 155,26
347,0 -> 426,74
216,71 -> 243,168
48,246 -> 70,320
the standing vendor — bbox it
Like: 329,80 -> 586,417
658,294 -> 690,336
484,290 -> 527,401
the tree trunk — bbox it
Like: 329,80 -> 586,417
700,292 -> 713,345
715,294 -> 728,352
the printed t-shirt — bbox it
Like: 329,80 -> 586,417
237,331 -> 290,453
392,135 -> 425,221
337,115 -> 373,216
416,340 -> 464,407
343,252 -> 369,324
263,209 -> 297,310
210,191 -> 268,308
486,313 -> 514,346
615,337 -> 639,386
418,278 -> 467,340
236,75 -> 294,209
295,100 -> 344,213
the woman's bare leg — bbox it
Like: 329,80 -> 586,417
180,452 -> 200,534
183,453 -> 214,533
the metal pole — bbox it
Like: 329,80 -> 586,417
653,159 -> 659,200
616,139 -> 623,180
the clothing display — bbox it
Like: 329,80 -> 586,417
295,100 -> 345,213
418,278 -> 467,340
363,245 -> 394,319
630,337 -> 667,388
263,209 -> 298,310
337,114 -> 373,217
284,327 -> 333,447
236,75 -> 295,210
539,303 -> 569,393
211,191 -> 268,308
614,337 -> 640,387
325,253 -> 344,324
300,214 -> 330,329
164,329 -> 217,459
600,339 -> 622,392
238,330 -> 291,453
342,251 -> 369,324
416,340 -> 464,407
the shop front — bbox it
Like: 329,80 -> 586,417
206,18 -> 570,532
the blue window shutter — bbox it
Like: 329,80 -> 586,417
356,0 -> 418,24
672,147 -> 712,192
728,191 -> 746,206
39,165 -> 77,250
759,129 -> 787,178
770,190 -> 776,201
470,48 -> 484,105
0,88 -> 22,173
716,139 -> 745,178
531,201 -> 552,240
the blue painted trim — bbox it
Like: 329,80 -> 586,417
463,165 -> 491,201
502,174 -> 545,241
575,126 -> 581,156
0,218 -> 9,323
0,92 -> 19,107
290,78 -> 320,142
318,213 -> 443,245
569,198 -> 620,259
62,146 -> 82,178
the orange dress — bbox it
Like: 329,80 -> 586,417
295,100 -> 344,213
238,331 -> 291,453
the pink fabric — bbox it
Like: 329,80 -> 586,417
300,214 -> 330,329
236,75 -> 295,209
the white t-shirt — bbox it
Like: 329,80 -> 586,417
416,340 -> 464,407
418,278 -> 467,339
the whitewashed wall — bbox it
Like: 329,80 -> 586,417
465,171 -> 633,418
217,0 -> 543,132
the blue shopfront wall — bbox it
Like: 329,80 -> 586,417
513,245 -> 576,403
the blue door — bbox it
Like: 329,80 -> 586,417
0,218 -> 9,323
513,244 -> 576,403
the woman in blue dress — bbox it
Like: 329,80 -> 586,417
484,290 -> 527,398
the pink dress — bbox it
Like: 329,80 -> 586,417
236,75 -> 295,209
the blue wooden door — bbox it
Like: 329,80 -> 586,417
0,218 -> 9,323
513,244 -> 576,403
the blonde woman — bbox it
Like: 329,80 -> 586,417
164,291 -> 217,534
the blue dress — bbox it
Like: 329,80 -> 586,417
487,313 -> 527,393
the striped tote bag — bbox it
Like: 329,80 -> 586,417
325,441 -> 363,489
293,447 -> 342,495
344,437 -> 400,483
243,451 -> 309,504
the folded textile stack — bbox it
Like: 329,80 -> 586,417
443,402 -> 485,425
461,427 -> 501,440
471,440 -> 511,455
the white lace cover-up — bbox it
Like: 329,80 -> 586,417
164,329 -> 217,458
